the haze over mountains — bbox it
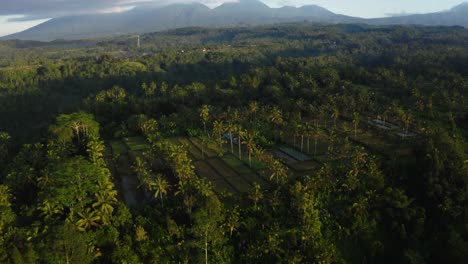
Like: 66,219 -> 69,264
4,0 -> 468,41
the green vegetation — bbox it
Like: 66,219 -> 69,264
0,23 -> 467,263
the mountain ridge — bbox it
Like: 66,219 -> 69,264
4,0 -> 468,41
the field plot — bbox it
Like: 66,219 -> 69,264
189,137 -> 218,158
193,160 -> 222,181
354,131 -> 398,156
279,147 -> 311,161
211,179 -> 237,193
207,158 -> 238,178
109,140 -> 128,157
224,176 -> 252,193
123,137 -> 150,151
288,161 -> 321,172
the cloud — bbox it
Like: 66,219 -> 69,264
1,0 -> 240,21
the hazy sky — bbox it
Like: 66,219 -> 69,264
0,0 -> 465,36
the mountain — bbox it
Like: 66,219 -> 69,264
4,0 -> 468,41
367,2 -> 468,27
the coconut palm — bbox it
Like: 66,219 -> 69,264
268,106 -> 284,143
151,174 -> 170,207
248,101 -> 259,125
245,130 -> 258,168
76,208 -> 101,231
212,120 -> 225,151
225,121 -> 235,155
199,105 -> 210,136
236,125 -> 245,160
352,111 -> 360,139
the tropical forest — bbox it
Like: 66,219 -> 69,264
0,23 -> 467,263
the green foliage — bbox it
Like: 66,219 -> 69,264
0,23 -> 466,263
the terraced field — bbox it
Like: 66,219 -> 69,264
107,136 -> 151,206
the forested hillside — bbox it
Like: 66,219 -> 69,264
0,24 -> 467,263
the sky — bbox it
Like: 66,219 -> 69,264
0,0 -> 465,36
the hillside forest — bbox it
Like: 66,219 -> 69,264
0,24 -> 467,263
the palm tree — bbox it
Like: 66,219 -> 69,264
299,123 -> 305,152
200,105 -> 210,136
151,174 -> 170,207
226,122 -> 236,155
248,101 -> 259,125
200,134 -> 208,160
352,111 -> 360,139
245,131 -> 257,168
76,208 -> 101,231
304,122 -> 313,153
269,107 -> 283,142
249,183 -> 263,210
269,160 -> 288,185
312,125 -> 322,157
86,137 -> 105,165
236,125 -> 245,160
289,121 -> 299,148
331,105 -> 339,129
212,120 -> 224,148
93,181 -> 117,224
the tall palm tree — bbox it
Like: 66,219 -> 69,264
248,101 -> 259,125
269,106 -> 283,142
200,105 -> 210,137
304,122 -> 313,153
151,174 -> 170,207
245,131 -> 257,168
226,121 -> 235,155
352,111 -> 360,139
212,120 -> 225,150
299,123 -> 305,152
331,105 -> 339,129
93,181 -> 117,224
76,208 -> 101,231
236,125 -> 245,160
312,125 -> 323,157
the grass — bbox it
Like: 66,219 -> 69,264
189,137 -> 218,158
240,173 -> 270,189
179,138 -> 203,160
288,161 -> 321,172
109,140 -> 128,157
221,155 -> 253,174
224,176 -> 252,193
279,147 -> 311,161
123,137 -> 150,151
211,179 -> 237,193
207,158 -> 238,178
272,150 -> 298,165
193,160 -> 222,181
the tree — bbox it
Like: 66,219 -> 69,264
226,121 -> 235,155
269,107 -> 284,142
92,181 -> 117,225
40,157 -> 109,220
46,224 -> 95,264
191,195 -> 228,264
248,183 -> 263,210
225,206 -> 240,237
212,120 -> 225,151
0,185 -> 15,236
236,126 -> 246,160
352,111 -> 360,139
0,132 -> 11,167
331,105 -> 339,129
245,131 -> 257,168
151,174 -> 170,207
248,101 -> 259,125
76,208 -> 101,231
200,105 -> 210,137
